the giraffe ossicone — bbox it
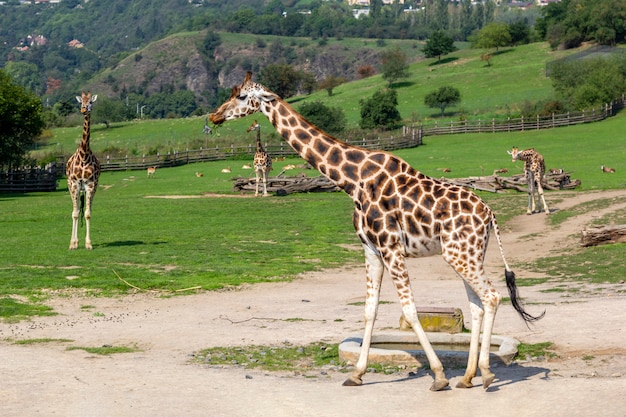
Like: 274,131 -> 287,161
507,147 -> 550,215
210,72 -> 544,391
66,91 -> 100,250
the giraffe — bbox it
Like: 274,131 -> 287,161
246,119 -> 272,196
66,91 -> 100,250
209,73 -> 544,391
507,147 -> 549,215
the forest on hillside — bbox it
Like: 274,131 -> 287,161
0,0 -> 624,122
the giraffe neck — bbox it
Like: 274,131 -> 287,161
260,98 -> 366,193
80,113 -> 92,153
256,129 -> 264,153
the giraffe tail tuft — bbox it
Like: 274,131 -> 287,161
505,269 -> 545,323
79,192 -> 85,227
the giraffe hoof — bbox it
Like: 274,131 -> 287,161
482,373 -> 495,389
429,378 -> 449,391
455,379 -> 473,389
342,376 -> 363,386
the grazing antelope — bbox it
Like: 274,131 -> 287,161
195,171 -> 204,177
242,163 -> 252,170
548,168 -> 563,175
221,167 -> 231,174
147,166 -> 156,178
601,165 -> 615,173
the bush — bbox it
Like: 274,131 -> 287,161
298,101 -> 347,135
359,88 -> 402,130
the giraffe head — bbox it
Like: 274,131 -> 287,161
76,91 -> 97,114
507,147 -> 520,162
246,120 -> 260,133
209,72 -> 278,125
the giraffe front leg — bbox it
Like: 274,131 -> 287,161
343,245 -> 384,387
69,194 -> 80,250
254,170 -> 261,197
84,188 -> 96,250
390,252 -> 447,391
262,170 -> 269,197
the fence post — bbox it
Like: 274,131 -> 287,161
521,115 -> 524,132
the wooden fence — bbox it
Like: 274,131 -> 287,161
420,96 -> 625,136
60,125 -> 423,173
0,166 -> 58,192
2,95 -> 624,192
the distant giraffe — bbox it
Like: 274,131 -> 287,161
66,91 -> 100,250
246,119 -> 272,197
507,147 -> 549,215
210,72 -> 543,391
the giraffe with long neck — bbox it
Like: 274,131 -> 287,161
507,147 -> 549,215
210,73 -> 543,391
66,91 -> 100,250
246,119 -> 272,196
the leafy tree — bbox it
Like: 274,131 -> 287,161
298,100 -> 346,135
473,22 -> 512,52
298,71 -> 318,95
359,88 -> 402,130
318,75 -> 346,97
423,31 -> 458,63
258,64 -> 300,98
3,61 -> 44,95
508,19 -> 532,45
379,47 -> 410,87
424,86 -> 461,117
550,55 -> 626,110
0,70 -> 45,170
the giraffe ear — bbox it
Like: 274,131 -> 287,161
259,90 -> 279,102
76,96 -> 82,103
91,95 -> 98,102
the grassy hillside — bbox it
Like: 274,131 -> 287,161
40,42 -> 583,159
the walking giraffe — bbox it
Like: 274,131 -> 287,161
507,147 -> 550,215
210,73 -> 543,391
66,91 -> 100,250
246,119 -> 272,196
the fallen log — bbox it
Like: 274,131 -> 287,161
581,224 -> 626,247
232,171 -> 580,196
232,174 -> 340,195
444,171 -> 580,193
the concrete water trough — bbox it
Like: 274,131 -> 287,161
338,330 -> 520,367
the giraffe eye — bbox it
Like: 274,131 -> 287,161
238,94 -> 247,101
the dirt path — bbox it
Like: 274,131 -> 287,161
1,190 -> 625,417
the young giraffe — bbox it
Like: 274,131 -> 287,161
66,91 -> 100,250
210,73 -> 543,391
246,119 -> 272,196
507,147 -> 549,215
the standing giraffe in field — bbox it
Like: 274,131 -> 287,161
210,73 -> 543,391
507,147 -> 549,215
246,119 -> 272,196
66,91 -> 100,250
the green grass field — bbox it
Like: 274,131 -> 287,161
3,110 -> 626,320
3,42 -> 625,320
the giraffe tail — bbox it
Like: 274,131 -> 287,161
79,192 -> 85,227
492,215 -> 545,324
